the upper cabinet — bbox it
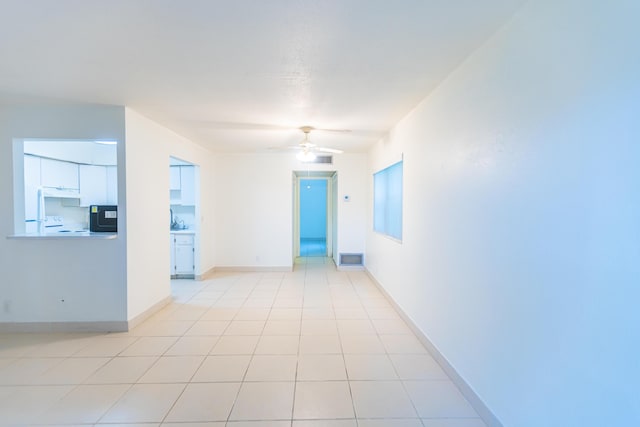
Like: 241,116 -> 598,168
170,166 -> 181,190
41,158 -> 79,190
170,165 -> 195,206
24,155 -> 41,221
180,166 -> 196,206
24,155 -> 41,189
106,166 -> 118,205
25,154 -> 118,207
79,165 -> 108,206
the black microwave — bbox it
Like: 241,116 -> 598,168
90,205 -> 117,232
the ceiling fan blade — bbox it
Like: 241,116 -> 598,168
312,128 -> 352,134
316,147 -> 344,154
185,120 -> 299,131
267,146 -> 298,151
299,125 -> 352,134
182,121 -> 353,133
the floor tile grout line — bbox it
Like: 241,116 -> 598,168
225,269 -> 281,424
112,272 -> 240,425
338,263 -> 360,424
288,258 -> 307,424
101,314 -> 185,425
93,381 -> 136,424
357,268 -> 434,422
157,341 -> 216,423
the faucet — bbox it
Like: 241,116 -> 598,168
170,209 -> 183,229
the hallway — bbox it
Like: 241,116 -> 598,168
0,258 -> 483,426
299,238 -> 327,257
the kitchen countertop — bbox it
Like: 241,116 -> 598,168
170,229 -> 195,234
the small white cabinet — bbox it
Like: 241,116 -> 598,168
170,166 -> 181,190
79,165 -> 108,206
169,165 -> 196,206
41,158 -> 79,189
180,166 -> 196,205
170,233 -> 195,278
24,155 -> 41,221
106,166 -> 118,205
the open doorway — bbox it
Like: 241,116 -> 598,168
300,179 -> 327,256
169,156 -> 199,279
293,171 -> 337,261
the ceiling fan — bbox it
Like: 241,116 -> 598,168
289,126 -> 344,161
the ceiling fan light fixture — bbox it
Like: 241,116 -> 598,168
297,150 -> 317,162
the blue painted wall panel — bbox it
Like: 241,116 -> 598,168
300,179 -> 327,239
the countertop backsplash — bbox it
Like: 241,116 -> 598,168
170,204 -> 195,230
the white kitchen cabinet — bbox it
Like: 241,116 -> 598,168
170,166 -> 181,190
24,155 -> 41,221
171,233 -> 194,278
180,166 -> 196,205
79,165 -> 108,206
169,165 -> 196,206
170,237 -> 175,276
41,158 -> 79,189
106,166 -> 118,205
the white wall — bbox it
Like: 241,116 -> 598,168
366,0 -> 640,426
213,153 -> 367,269
124,108 -> 215,320
334,155 -> 368,258
0,104 -> 127,324
0,105 -> 215,326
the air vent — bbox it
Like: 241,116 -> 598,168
339,253 -> 363,266
311,155 -> 333,164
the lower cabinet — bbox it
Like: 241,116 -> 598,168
170,233 -> 195,278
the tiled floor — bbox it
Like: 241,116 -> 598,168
0,257 -> 485,427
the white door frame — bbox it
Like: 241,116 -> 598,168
292,172 -> 300,263
293,171 -> 336,259
330,172 -> 339,265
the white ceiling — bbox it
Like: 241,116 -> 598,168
0,0 -> 524,153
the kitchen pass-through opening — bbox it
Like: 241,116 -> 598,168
12,138 -> 119,235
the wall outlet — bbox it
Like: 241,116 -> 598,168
3,300 -> 11,314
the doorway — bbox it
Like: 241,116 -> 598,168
300,179 -> 327,256
169,156 -> 199,279
293,171 -> 337,261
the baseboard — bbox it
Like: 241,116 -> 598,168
337,265 -> 365,272
365,268 -> 503,427
0,296 -> 173,334
127,296 -> 172,330
213,265 -> 293,273
196,266 -> 216,280
0,321 -> 128,333
172,274 -> 195,279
